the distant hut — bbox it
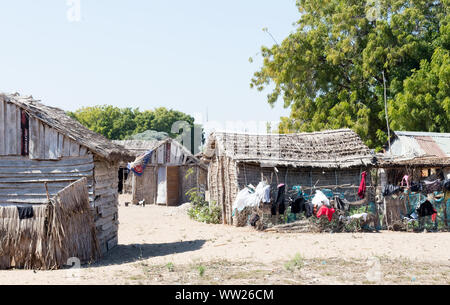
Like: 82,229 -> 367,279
0,93 -> 134,260
376,131 -> 450,228
379,131 -> 450,180
114,138 -> 207,206
203,129 -> 376,225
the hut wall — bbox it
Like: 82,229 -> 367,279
93,157 -> 120,255
0,99 -> 87,160
132,165 -> 157,205
207,157 -> 239,224
179,165 -> 208,203
209,161 -> 372,226
236,163 -> 369,202
0,155 -> 94,205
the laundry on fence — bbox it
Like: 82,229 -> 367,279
232,181 -> 270,215
312,190 -> 330,208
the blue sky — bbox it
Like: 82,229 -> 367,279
0,1 -> 299,133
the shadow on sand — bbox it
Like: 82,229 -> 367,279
87,240 -> 207,268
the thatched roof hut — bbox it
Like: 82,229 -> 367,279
113,138 -> 207,206
204,129 -> 375,168
0,93 -> 134,268
204,129 -> 376,225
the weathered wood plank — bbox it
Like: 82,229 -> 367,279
79,146 -> 87,156
0,155 -> 93,167
0,177 -> 94,183
5,103 -> 18,155
16,107 -> 21,154
0,98 -> 5,155
0,163 -> 94,174
69,138 -> 80,156
0,196 -> 49,204
62,136 -> 71,157
38,121 -> 45,158
57,133 -> 64,158
44,125 -> 59,160
29,117 -> 40,159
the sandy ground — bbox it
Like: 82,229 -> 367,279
1,194 -> 449,285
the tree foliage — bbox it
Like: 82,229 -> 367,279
67,105 -> 195,140
251,0 -> 449,150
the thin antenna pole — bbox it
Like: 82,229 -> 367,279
382,70 -> 392,155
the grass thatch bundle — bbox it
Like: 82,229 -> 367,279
0,178 -> 100,270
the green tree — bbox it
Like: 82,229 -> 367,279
251,0 -> 449,150
67,105 -> 196,140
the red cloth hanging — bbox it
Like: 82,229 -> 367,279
316,205 -> 335,222
432,213 -> 437,222
358,171 -> 367,199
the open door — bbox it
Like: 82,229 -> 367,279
166,166 -> 180,206
156,166 -> 167,205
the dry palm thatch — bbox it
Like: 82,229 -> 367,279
204,129 -> 375,168
0,178 -> 100,270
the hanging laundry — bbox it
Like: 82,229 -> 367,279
442,179 -> 450,191
382,184 -> 401,197
349,213 -> 368,222
305,203 -> 314,218
128,150 -> 153,176
321,189 -> 334,198
291,195 -> 305,214
335,197 -> 347,211
17,206 -> 34,220
262,184 -> 271,203
401,175 -> 410,189
416,200 -> 437,218
432,213 -> 437,222
312,190 -> 330,208
292,186 -> 302,196
232,181 -> 269,215
316,205 -> 335,222
358,171 -> 367,199
410,182 -> 422,192
423,179 -> 442,194
250,213 -> 260,227
276,184 -> 286,215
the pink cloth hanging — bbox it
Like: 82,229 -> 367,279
401,175 -> 410,188
358,171 -> 367,199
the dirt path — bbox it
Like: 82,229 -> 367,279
1,197 -> 449,285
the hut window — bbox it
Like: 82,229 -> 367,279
20,110 -> 29,156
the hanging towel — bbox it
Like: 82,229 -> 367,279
316,205 -> 335,222
17,206 -> 34,220
358,171 -> 367,199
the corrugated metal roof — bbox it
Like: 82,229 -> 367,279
388,131 -> 450,158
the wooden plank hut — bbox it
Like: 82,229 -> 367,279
203,129 -> 376,225
0,93 -> 134,256
114,138 -> 207,206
